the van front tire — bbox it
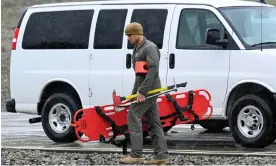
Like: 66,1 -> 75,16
41,93 -> 81,143
229,94 -> 276,148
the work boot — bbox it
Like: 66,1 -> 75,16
119,155 -> 145,164
144,156 -> 169,165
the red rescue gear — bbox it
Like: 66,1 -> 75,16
71,88 -> 213,154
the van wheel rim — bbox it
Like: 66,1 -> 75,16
237,105 -> 263,138
49,103 -> 71,133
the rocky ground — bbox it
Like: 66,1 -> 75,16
2,148 -> 276,165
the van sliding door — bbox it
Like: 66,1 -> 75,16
89,6 -> 129,106
122,4 -> 175,97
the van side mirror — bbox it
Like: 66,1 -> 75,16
206,28 -> 228,48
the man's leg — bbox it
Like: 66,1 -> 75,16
119,98 -> 154,164
144,100 -> 169,165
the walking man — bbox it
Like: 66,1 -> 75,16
119,22 -> 169,165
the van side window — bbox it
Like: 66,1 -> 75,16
22,10 -> 94,49
176,9 -> 228,49
128,9 -> 168,49
94,9 -> 127,49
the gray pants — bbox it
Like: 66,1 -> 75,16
127,97 -> 169,159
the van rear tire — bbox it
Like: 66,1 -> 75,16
41,93 -> 81,143
229,94 -> 276,148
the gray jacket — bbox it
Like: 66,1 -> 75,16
131,37 -> 161,96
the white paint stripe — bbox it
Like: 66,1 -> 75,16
171,124 -> 202,128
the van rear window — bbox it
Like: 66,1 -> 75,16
22,10 -> 94,49
93,9 -> 128,49
128,9 -> 168,49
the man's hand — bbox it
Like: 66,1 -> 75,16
136,91 -> 145,103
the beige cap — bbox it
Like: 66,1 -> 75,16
125,22 -> 143,35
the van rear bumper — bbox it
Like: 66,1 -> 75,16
6,98 -> 16,113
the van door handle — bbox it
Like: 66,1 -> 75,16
126,53 -> 131,69
169,53 -> 175,69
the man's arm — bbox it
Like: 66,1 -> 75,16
138,46 -> 160,96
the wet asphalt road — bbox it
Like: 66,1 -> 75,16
1,112 -> 276,156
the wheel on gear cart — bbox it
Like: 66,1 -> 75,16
229,94 -> 276,148
163,126 -> 173,133
141,126 -> 173,139
198,120 -> 228,132
41,92 -> 83,143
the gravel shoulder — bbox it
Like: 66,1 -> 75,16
2,148 -> 276,165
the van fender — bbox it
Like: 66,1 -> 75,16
222,79 -> 276,117
38,78 -> 83,105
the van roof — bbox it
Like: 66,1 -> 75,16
30,0 -> 273,8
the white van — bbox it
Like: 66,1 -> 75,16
6,0 -> 276,148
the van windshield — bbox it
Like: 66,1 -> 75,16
219,6 -> 276,49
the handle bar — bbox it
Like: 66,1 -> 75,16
120,82 -> 187,101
